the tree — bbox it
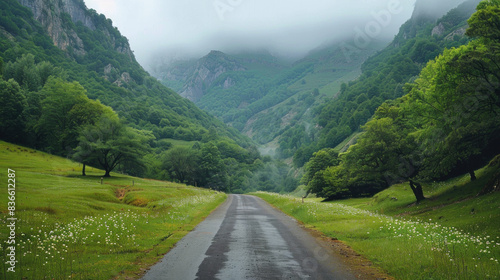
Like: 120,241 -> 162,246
75,117 -> 151,177
466,0 -> 500,41
320,165 -> 350,200
36,77 -> 89,154
197,142 -> 226,190
0,79 -> 26,143
408,42 -> 500,181
3,54 -> 61,91
163,146 -> 199,184
341,100 -> 426,202
302,149 -> 339,190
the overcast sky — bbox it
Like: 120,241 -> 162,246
84,0 -> 418,67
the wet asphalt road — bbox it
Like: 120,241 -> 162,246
142,194 -> 357,280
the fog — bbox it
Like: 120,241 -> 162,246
82,0 -> 464,69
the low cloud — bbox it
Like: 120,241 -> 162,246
84,0 -> 419,67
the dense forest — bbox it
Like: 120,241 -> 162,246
294,0 -> 482,167
302,0 -> 500,201
0,0 -> 297,193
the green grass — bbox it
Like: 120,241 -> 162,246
0,141 -> 226,279
333,131 -> 363,153
251,163 -> 500,280
164,138 -> 197,148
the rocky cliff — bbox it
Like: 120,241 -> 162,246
163,51 -> 246,102
17,0 -> 133,61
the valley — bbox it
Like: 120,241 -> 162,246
1,0 -> 499,279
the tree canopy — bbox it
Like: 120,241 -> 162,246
302,0 -> 500,202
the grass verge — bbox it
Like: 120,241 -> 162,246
251,164 -> 500,280
0,141 -> 226,279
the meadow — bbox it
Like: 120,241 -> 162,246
0,141 -> 226,279
252,162 -> 500,280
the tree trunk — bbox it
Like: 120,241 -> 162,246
469,170 -> 477,181
104,170 -> 111,177
409,180 -> 425,203
82,163 -> 86,176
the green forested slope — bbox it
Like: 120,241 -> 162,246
295,0 -> 482,167
1,0 -> 248,146
0,0 -> 282,193
156,42 -> 381,157
302,0 -> 500,201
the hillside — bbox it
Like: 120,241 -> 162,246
296,0 -> 482,166
154,0 -> 480,163
1,0 -> 250,146
252,155 -> 500,279
0,0 -> 283,193
0,141 -> 227,279
300,0 -> 500,202
154,41 -> 383,156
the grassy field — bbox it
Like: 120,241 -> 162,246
252,162 -> 500,280
0,141 -> 226,279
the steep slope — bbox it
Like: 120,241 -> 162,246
160,50 -> 247,102
243,41 -> 384,156
0,0 -> 250,146
155,41 -> 382,154
296,0 -> 482,166
1,0 -> 271,192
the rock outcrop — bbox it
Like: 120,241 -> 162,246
17,0 -> 134,61
175,51 -> 246,102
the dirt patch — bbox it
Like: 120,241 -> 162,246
115,188 -> 128,200
303,225 -> 395,280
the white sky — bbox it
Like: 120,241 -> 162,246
83,0 -> 417,67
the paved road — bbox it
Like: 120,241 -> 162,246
142,194 -> 357,280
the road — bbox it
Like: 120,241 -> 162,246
142,194 -> 357,280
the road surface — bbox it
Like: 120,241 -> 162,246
142,194 -> 357,280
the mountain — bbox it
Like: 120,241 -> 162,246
293,0 -> 482,166
1,0 -> 273,192
154,40 -> 384,155
159,50 -> 249,102
1,0 -> 252,145
153,0 -> 481,168
410,0 -> 467,23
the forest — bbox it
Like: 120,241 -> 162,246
294,0 -> 481,167
302,0 -> 500,201
0,0 -> 296,193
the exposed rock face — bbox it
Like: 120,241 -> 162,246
113,72 -> 133,87
445,27 -> 467,40
223,77 -> 235,89
179,51 -> 245,102
60,0 -> 95,30
17,0 -> 134,61
18,0 -> 87,55
432,23 -> 446,36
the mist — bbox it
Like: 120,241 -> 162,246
83,0 -> 429,69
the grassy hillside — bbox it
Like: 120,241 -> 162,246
0,141 -> 226,279
252,160 -> 500,279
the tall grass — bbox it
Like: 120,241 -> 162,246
0,141 -> 226,279
253,192 -> 500,280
